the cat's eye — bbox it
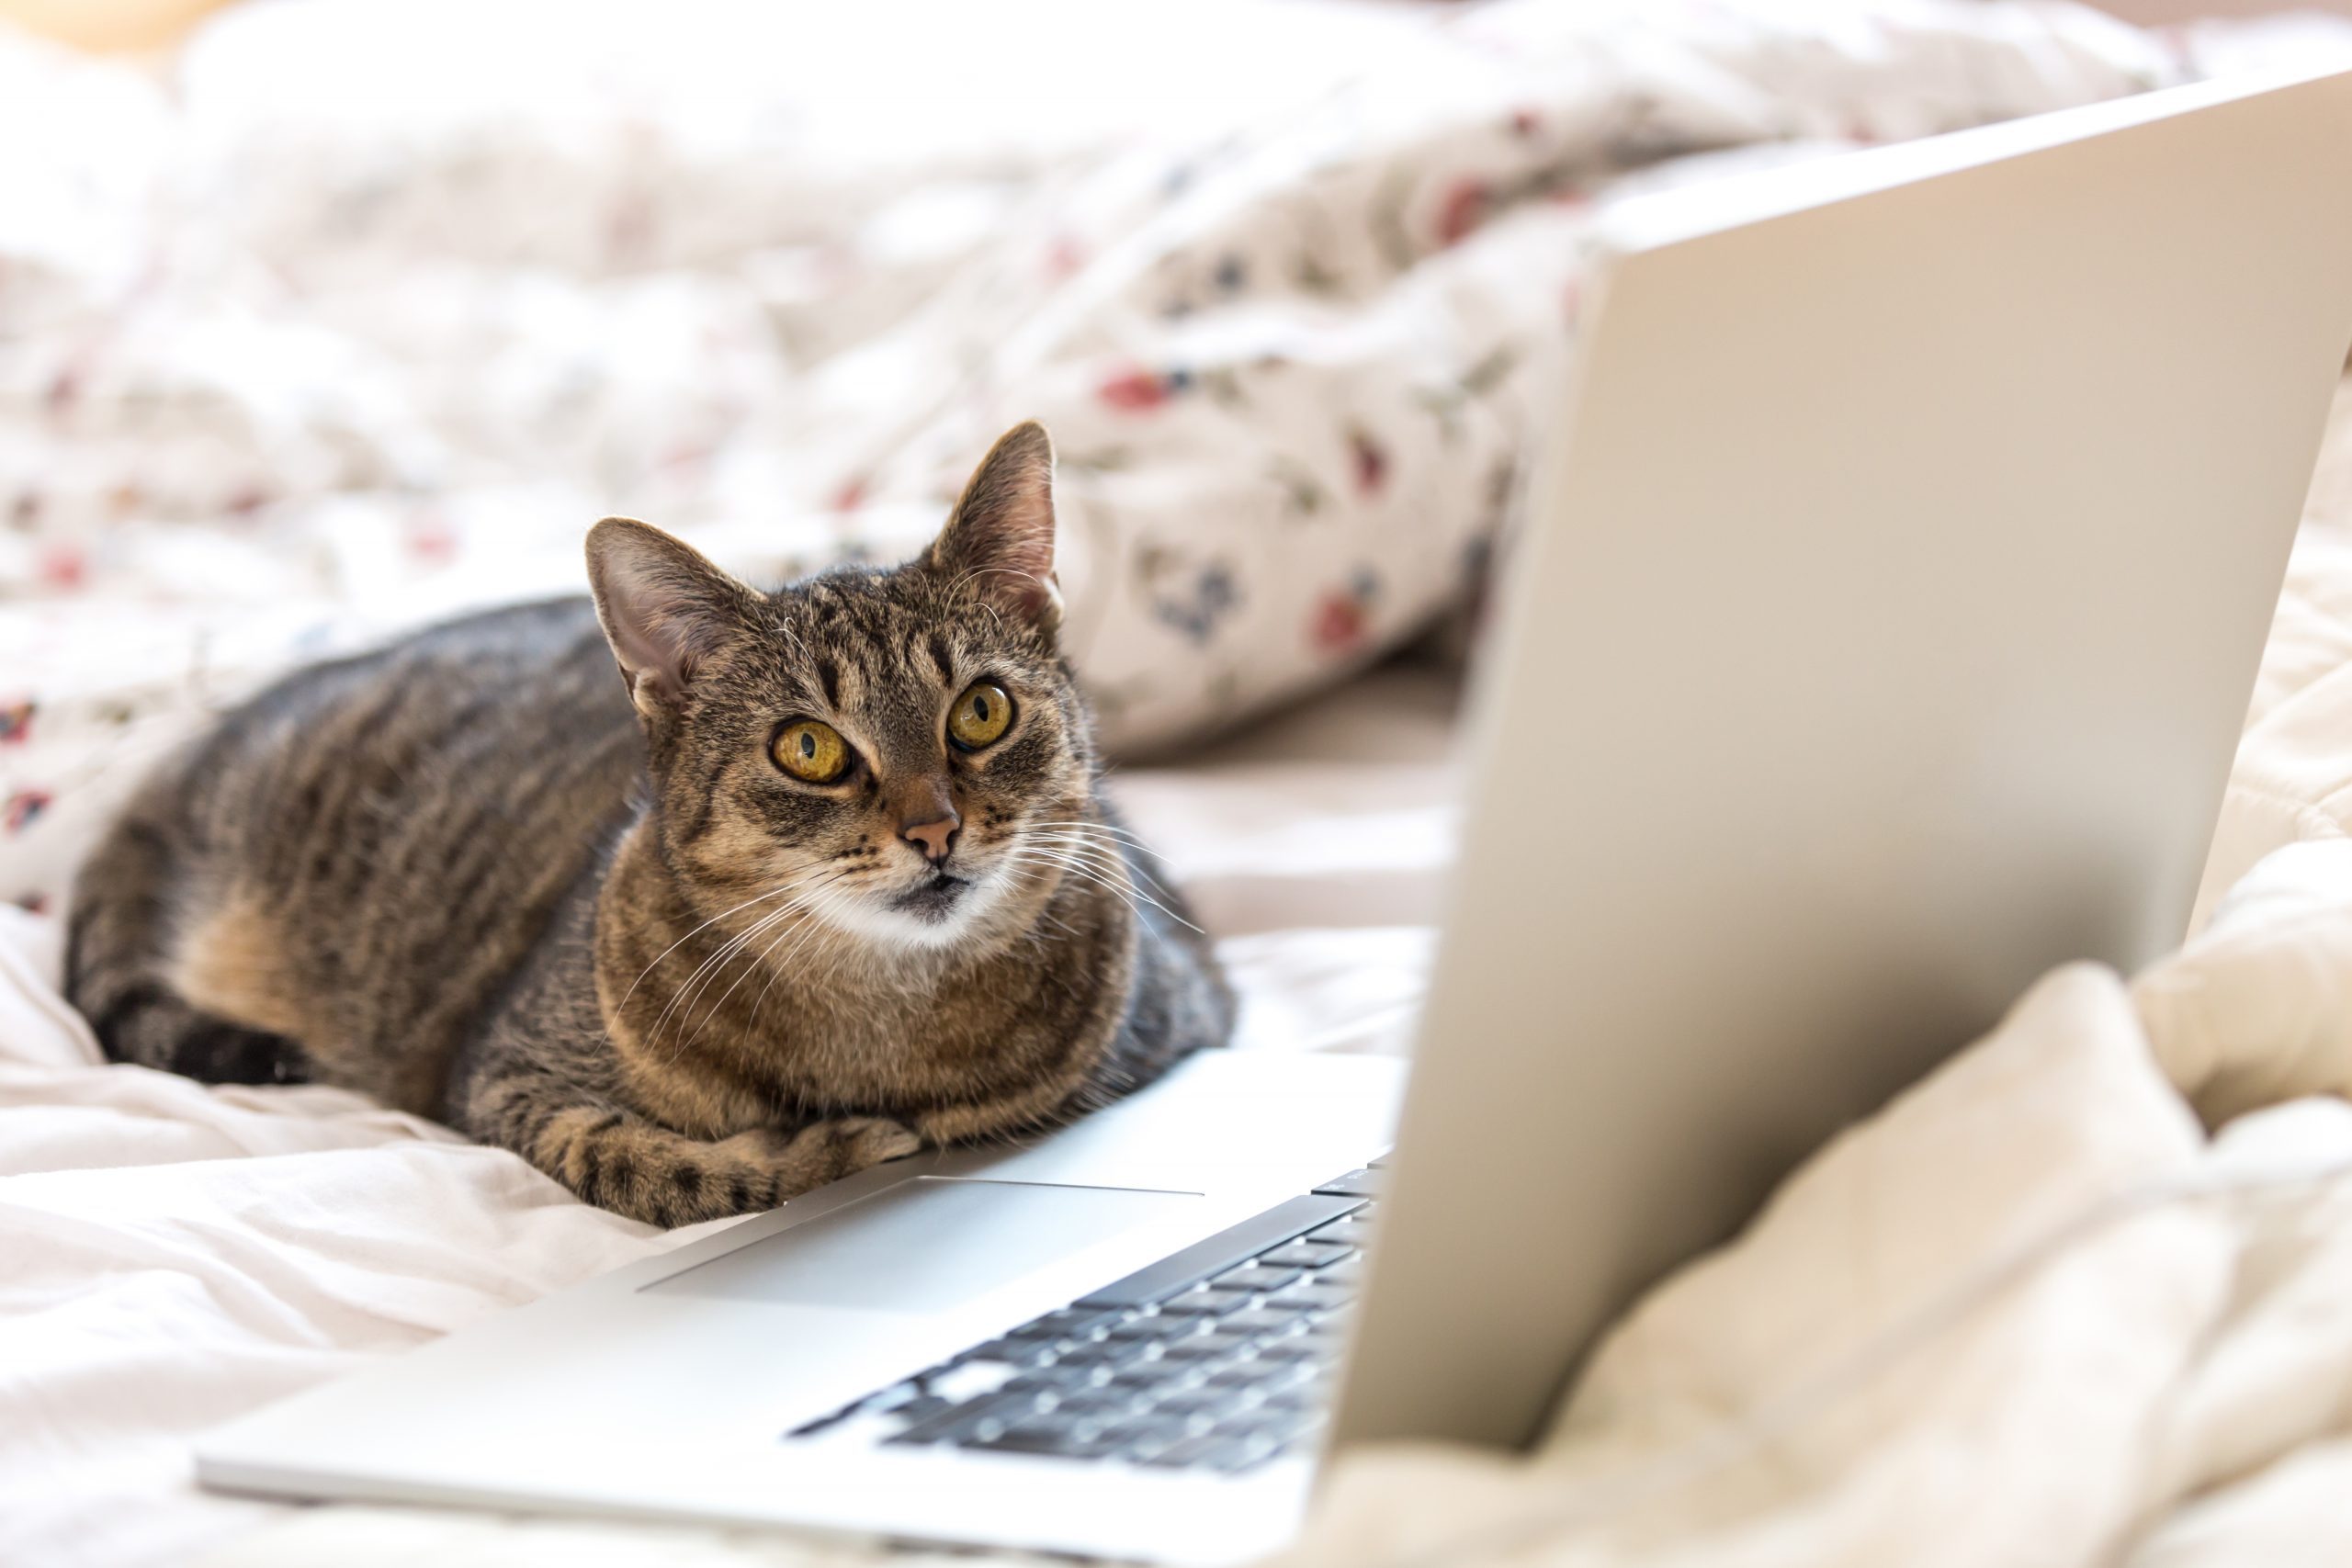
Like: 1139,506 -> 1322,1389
772,719 -> 851,784
947,682 -> 1013,751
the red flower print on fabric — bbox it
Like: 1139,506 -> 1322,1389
405,514 -> 458,567
1312,589 -> 1368,655
1349,428 -> 1389,497
1099,367 -> 1170,412
1436,178 -> 1490,247
0,701 -> 30,745
1317,594 -> 1374,658
1312,567 -> 1381,655
5,790 -> 51,834
38,545 -> 85,591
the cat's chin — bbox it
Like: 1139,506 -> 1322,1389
822,870 -> 1006,953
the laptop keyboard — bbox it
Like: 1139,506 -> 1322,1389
784,1167 -> 1385,1474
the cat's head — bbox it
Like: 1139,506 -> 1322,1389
585,422 -> 1101,953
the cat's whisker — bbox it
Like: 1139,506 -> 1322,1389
1020,837 -> 1182,903
651,868 -> 856,1055
998,843 -> 1197,936
1001,866 -> 1090,947
648,874 -> 840,1032
746,880 -> 862,1033
1001,854 -> 1180,959
676,867 -> 860,1028
713,874 -> 862,1040
650,903 -> 802,1056
1005,838 -> 1202,932
1018,821 -> 1183,895
607,878 -> 808,1029
640,897 -> 813,1053
1023,817 -> 1164,853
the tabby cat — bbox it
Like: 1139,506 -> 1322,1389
65,423 -> 1232,1226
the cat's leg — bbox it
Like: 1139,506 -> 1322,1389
462,1063 -> 920,1227
65,803 -> 315,1086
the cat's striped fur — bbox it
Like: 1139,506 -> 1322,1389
65,423 -> 1232,1225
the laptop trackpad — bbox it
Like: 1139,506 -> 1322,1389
644,1177 -> 1200,1313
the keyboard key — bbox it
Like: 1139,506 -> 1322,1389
1044,1388 -> 1150,1419
1151,1388 -> 1243,1419
1158,1287 -> 1253,1317
971,1419 -> 1111,1461
1213,1403 -> 1314,1439
1252,1336 -> 1335,1363
1311,1168 -> 1386,1200
1025,1308 -> 1123,1341
1306,1217 -> 1376,1249
889,1391 -> 1037,1446
962,1337 -> 1065,1370
1077,1194 -> 1361,1308
1265,1283 -> 1355,1314
1220,1310 -> 1312,1338
878,1395 -> 953,1427
1257,1387 -> 1325,1416
1002,1366 -> 1099,1395
1206,1360 -> 1312,1396
1098,1415 -> 1194,1459
1054,1336 -> 1160,1370
1110,1362 -> 1197,1393
1260,1241 -> 1354,1270
1159,1331 -> 1254,1361
854,1380 -> 924,1412
1212,1263 -> 1304,1294
1317,1257 -> 1365,1288
1105,1317 -> 1177,1343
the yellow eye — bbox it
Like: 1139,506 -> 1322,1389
772,719 -> 850,784
948,682 -> 1013,750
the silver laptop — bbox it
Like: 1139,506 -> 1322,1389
197,66 -> 2352,1563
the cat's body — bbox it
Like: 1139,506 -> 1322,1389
65,424 -> 1231,1226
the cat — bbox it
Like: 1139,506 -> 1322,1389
64,422 -> 1232,1226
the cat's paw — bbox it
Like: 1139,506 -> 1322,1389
820,1114 -> 924,1169
765,1115 -> 922,1199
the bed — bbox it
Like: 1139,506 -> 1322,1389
10,2 -> 2352,1565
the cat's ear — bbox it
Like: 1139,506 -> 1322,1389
585,517 -> 757,716
924,421 -> 1063,638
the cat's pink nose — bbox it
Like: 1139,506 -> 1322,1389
900,814 -> 959,863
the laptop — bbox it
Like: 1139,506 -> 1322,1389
197,65 -> 2352,1563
